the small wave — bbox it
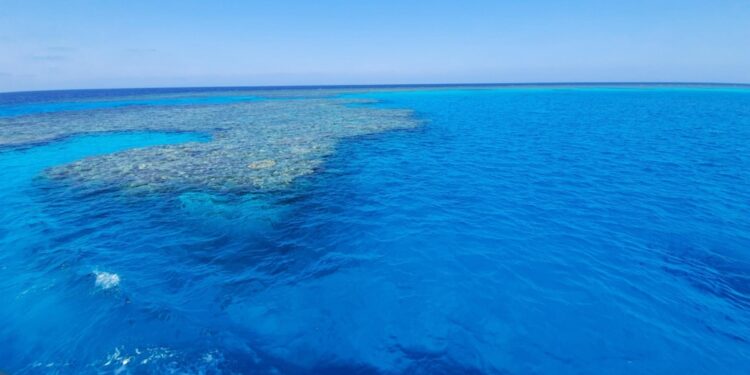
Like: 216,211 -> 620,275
98,346 -> 225,373
94,271 -> 120,290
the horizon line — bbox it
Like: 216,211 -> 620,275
2,81 -> 750,96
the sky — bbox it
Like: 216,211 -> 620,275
1,0 -> 749,92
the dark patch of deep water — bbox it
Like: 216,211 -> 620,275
1,86 -> 750,374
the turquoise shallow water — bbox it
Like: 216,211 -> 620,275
0,86 -> 749,374
0,92 -> 260,117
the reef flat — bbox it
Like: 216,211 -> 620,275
0,93 -> 417,193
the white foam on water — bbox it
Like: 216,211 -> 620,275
94,271 -> 120,290
96,346 -> 223,373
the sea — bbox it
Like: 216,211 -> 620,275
0,84 -> 748,374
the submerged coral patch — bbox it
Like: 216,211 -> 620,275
247,159 -> 277,170
0,94 -> 417,192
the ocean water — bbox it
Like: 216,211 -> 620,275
0,94 -> 261,117
0,85 -> 749,374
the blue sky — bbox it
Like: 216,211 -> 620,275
1,0 -> 749,92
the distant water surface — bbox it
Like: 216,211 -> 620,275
0,85 -> 749,374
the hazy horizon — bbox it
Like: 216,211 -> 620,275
2,0 -> 749,92
5,81 -> 750,96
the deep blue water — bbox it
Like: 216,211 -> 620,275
1,86 -> 749,374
